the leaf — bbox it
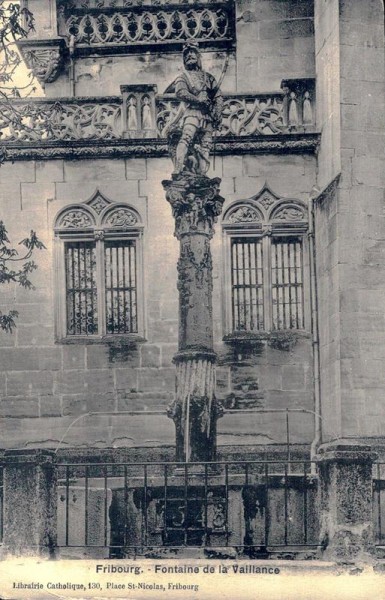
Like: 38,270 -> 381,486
0,310 -> 19,333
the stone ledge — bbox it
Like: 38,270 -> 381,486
3,448 -> 56,465
1,134 -> 320,162
223,330 -> 311,351
56,334 -> 146,345
316,440 -> 378,463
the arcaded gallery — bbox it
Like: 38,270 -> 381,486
0,0 -> 384,562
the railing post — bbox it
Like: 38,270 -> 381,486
316,441 -> 377,562
2,449 -> 57,558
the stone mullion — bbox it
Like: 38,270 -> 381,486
95,236 -> 106,336
262,234 -> 272,331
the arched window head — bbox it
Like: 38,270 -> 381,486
54,190 -> 144,341
222,184 -> 309,336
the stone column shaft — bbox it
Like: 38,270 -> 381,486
178,232 -> 213,350
163,175 -> 224,462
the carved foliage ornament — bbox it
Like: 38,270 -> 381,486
273,206 -> 305,221
62,0 -> 226,7
57,209 -> 93,229
224,186 -> 307,228
88,193 -> 111,214
56,195 -> 140,231
164,177 -> 224,237
177,240 -> 212,310
104,207 -> 138,227
22,48 -> 63,86
227,205 -> 261,223
259,193 -> 276,210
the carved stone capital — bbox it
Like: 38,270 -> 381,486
162,175 -> 224,239
17,38 -> 66,87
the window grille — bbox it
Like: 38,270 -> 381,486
65,241 -> 98,336
271,238 -> 304,330
55,194 -> 143,340
231,237 -> 264,332
222,187 -> 309,335
105,240 -> 137,335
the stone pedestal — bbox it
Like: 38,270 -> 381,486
2,449 -> 57,557
163,174 -> 224,462
316,441 -> 377,562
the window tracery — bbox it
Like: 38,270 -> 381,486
222,185 -> 309,335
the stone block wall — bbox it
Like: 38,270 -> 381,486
314,0 -> 385,440
41,0 -> 315,98
0,152 -> 317,449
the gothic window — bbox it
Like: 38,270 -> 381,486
222,185 -> 309,336
54,191 -> 144,340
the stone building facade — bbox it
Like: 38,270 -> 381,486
0,0 -> 384,560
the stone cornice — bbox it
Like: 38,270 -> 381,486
1,133 -> 320,162
315,173 -> 341,207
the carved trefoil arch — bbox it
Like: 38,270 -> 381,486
54,190 -> 145,342
54,189 -> 142,233
223,183 -> 307,233
222,184 -> 310,337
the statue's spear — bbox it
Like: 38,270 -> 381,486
213,52 -> 230,171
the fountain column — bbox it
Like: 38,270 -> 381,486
162,175 -> 224,462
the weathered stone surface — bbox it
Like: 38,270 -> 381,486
160,343 -> 178,367
2,450 -> 57,557
63,346 -> 85,370
137,367 -> 175,393
260,18 -> 314,40
0,398 -> 40,418
21,182 -> 56,211
115,368 -> 138,392
63,159 -> 125,182
0,161 -> 35,182
84,369 -> 114,393
140,344 -> 161,368
61,395 -> 88,416
38,347 -> 62,371
7,371 -> 54,397
117,392 -> 172,412
317,441 -> 377,562
0,348 -> 40,371
125,158 -> 147,180
54,371 -> 86,395
40,396 -> 62,417
57,485 -> 111,555
35,160 -> 64,183
16,325 -> 54,347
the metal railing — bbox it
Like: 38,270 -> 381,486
57,460 -> 319,557
373,462 -> 385,547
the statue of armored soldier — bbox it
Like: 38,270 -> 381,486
164,41 -> 223,177
162,42 -> 225,462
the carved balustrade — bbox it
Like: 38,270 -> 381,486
0,97 -> 123,143
0,81 -> 315,145
57,0 -> 236,54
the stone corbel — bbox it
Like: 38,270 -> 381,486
17,38 -> 66,88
